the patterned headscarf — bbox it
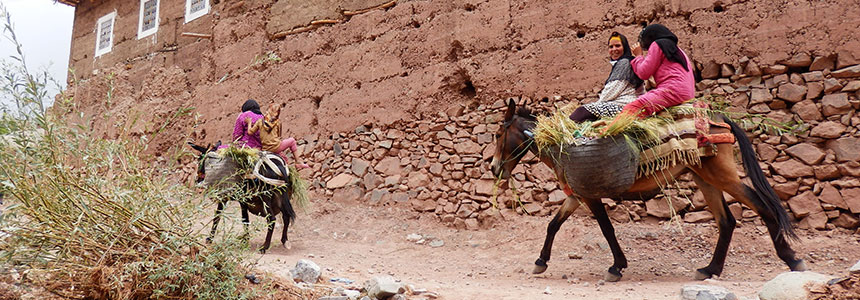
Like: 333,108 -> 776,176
605,32 -> 644,87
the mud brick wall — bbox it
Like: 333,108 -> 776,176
61,0 -> 860,231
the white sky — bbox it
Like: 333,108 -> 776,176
0,0 -> 74,109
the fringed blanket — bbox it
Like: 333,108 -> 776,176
636,117 -> 700,178
636,101 -> 737,178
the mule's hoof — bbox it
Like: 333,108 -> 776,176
605,267 -> 623,282
283,241 -> 293,250
604,271 -> 622,282
694,270 -> 712,280
533,258 -> 548,274
791,259 -> 808,272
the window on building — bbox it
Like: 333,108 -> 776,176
138,0 -> 159,39
185,0 -> 210,23
95,11 -> 116,57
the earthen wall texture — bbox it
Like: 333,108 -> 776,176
61,0 -> 860,230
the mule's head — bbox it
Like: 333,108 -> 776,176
188,141 -> 221,184
490,98 -> 537,179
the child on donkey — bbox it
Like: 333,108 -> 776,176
247,105 -> 309,169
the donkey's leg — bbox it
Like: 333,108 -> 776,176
690,174 -> 736,280
240,202 -> 251,242
260,213 -> 276,254
280,191 -> 294,246
694,144 -> 806,273
534,195 -> 581,274
281,214 -> 291,249
722,119 -> 806,271
207,201 -> 226,243
715,182 -> 805,271
582,197 -> 627,282
735,185 -> 806,271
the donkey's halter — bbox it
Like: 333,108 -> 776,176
500,115 -> 535,163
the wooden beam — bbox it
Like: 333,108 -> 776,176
57,0 -> 79,7
181,32 -> 213,39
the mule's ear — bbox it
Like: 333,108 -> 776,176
505,98 -> 516,121
189,142 -> 207,154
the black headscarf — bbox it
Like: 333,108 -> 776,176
638,24 -> 689,71
241,99 -> 262,115
605,32 -> 644,87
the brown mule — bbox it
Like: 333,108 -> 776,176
489,98 -> 807,282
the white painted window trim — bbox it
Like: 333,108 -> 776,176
94,11 -> 117,58
137,0 -> 160,39
185,0 -> 210,24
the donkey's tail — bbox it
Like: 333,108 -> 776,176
281,191 -> 296,223
724,116 -> 797,241
273,158 -> 296,224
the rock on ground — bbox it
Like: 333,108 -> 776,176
291,259 -> 322,283
681,284 -> 737,300
759,271 -> 834,300
364,276 -> 403,299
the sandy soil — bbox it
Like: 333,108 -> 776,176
224,195 -> 860,299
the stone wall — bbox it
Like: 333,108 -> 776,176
293,55 -> 860,231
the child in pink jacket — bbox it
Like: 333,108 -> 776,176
622,24 -> 695,117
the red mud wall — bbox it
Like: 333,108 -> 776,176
61,0 -> 860,229
65,0 -> 860,141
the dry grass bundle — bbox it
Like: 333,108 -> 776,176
218,146 -> 260,171
288,165 -> 311,212
532,104 -> 665,156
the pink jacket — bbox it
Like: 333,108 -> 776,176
631,42 -> 696,103
232,110 -> 264,149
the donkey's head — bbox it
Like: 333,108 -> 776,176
490,98 -> 537,179
188,141 -> 221,184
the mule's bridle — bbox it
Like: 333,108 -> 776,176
499,118 -> 535,164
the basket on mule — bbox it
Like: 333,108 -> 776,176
542,135 -> 640,199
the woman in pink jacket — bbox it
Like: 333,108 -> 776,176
232,99 -> 264,149
622,24 -> 695,117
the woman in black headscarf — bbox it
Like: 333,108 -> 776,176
620,24 -> 695,117
570,32 -> 645,122
231,99 -> 265,148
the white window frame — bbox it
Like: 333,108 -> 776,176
137,0 -> 160,39
185,0 -> 210,24
94,11 -> 117,57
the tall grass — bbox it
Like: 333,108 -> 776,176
0,4 -> 261,299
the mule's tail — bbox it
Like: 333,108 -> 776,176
724,116 -> 797,241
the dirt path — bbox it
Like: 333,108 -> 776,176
235,198 -> 860,299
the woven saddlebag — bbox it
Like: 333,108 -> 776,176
544,135 -> 640,199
